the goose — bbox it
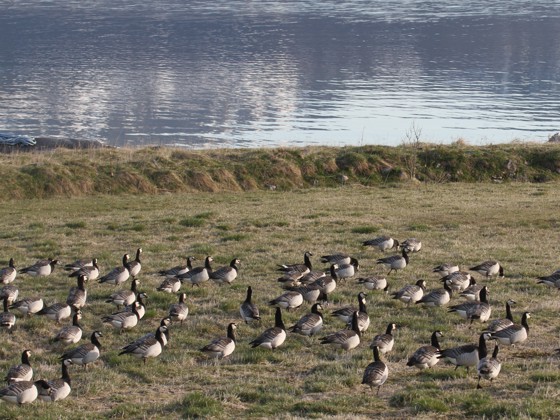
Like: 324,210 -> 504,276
469,261 -> 504,278
363,236 -> 399,253
277,251 -> 313,278
286,284 -> 322,304
64,258 -> 94,272
20,258 -> 59,277
362,346 -> 389,396
105,278 -> 139,309
483,299 -> 516,333
127,248 -> 143,279
54,310 -> 83,344
297,269 -> 327,286
10,296 -> 44,316
37,359 -> 73,402
448,286 -> 491,324
249,307 -> 286,350
331,292 -> 367,323
68,258 -> 100,281
320,253 -> 351,266
66,274 -> 88,309
38,302 -> 72,324
476,338 -> 501,389
320,311 -> 361,351
391,279 -> 426,306
5,350 -> 33,383
98,254 -> 130,286
168,292 -> 188,325
536,272 -> 560,288
157,256 -> 195,279
102,301 -> 141,332
437,334 -> 484,373
240,286 -> 260,324
0,285 -> 18,306
407,331 -> 444,370
1,296 -> 16,331
440,271 -> 473,293
120,292 -> 147,320
376,248 -> 409,275
0,258 -> 16,284
357,276 -> 388,293
433,263 -> 459,277
288,303 -> 324,336
459,278 -> 483,301
178,256 -> 213,287
137,317 -> 172,347
335,257 -> 359,281
119,325 -> 167,364
348,293 -> 370,333
269,290 -> 304,311
370,323 -> 397,354
401,238 -> 422,253
210,258 -> 240,286
309,264 -> 338,300
0,380 -> 50,404
201,322 -> 237,359
60,331 -> 102,368
488,312 -> 530,346
416,282 -> 452,307
156,276 -> 182,294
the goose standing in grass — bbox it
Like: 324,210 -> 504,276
64,258 -> 94,272
309,264 -> 338,301
391,279 -> 426,306
362,346 -> 388,396
68,258 -> 100,281
102,301 -> 141,333
38,302 -> 72,324
377,248 -> 409,275
20,258 -> 59,277
0,285 -> 18,306
448,286 -> 491,324
335,257 -> 359,281
357,276 -> 388,293
240,286 -> 260,324
488,312 -> 530,346
168,292 -> 188,325
297,268 -> 327,286
4,350 -> 33,383
289,303 -> 324,337
416,282 -> 452,307
370,323 -> 397,355
483,299 -> 516,333
119,325 -> 167,364
10,296 -> 44,316
0,380 -> 50,404
178,256 -> 213,287
37,359 -> 73,402
138,317 -> 172,347
249,307 -> 286,350
54,310 -> 83,344
0,258 -> 16,284
105,278 -> 140,309
433,263 -> 459,277
127,248 -> 143,279
437,334 -> 484,373
269,290 -> 304,311
320,253 -> 351,266
320,311 -> 361,351
201,323 -> 237,359
120,292 -> 148,320
66,274 -> 88,309
156,276 -> 182,294
157,256 -> 195,279
363,236 -> 399,253
469,261 -> 504,278
401,238 -> 422,253
60,331 -> 102,368
210,258 -> 240,286
476,338 -> 501,389
98,254 -> 130,286
407,331 -> 444,370
286,284 -> 322,304
459,278 -> 483,301
1,296 -> 16,332
440,271 -> 473,293
277,251 -> 313,279
331,292 -> 367,324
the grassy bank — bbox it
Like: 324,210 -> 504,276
1,183 -> 560,418
1,142 -> 560,200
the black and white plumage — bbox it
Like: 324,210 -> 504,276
269,290 -> 304,311
309,264 -> 338,299
391,279 -> 426,306
469,261 -> 504,278
401,238 -> 422,253
119,325 -> 167,364
320,253 -> 351,266
157,256 -> 195,279
433,263 -> 459,277
54,310 -> 83,344
66,274 -> 88,309
331,292 -> 367,324
102,301 -> 141,332
288,303 -> 324,336
459,278 -> 483,301
68,258 -> 99,281
178,256 -> 213,287
240,286 -> 260,324
335,257 -> 359,281
249,307 -> 286,350
286,284 -> 323,304
156,276 -> 182,294
60,331 -> 102,368
10,296 -> 44,316
437,334 -> 484,373
440,271 -> 473,293
377,248 -> 409,275
488,312 -> 530,346
0,258 -> 16,284
137,317 -> 171,348
168,292 -> 188,325
362,346 -> 389,396
277,251 -> 313,278
477,338 -> 501,389
448,286 -> 491,324
201,323 -> 237,359
370,323 -> 397,354
357,276 -> 388,293
0,285 -> 18,306
0,380 -> 50,404
1,296 -> 16,331
64,258 -> 94,272
483,299 -> 516,333
4,350 -> 33,384
127,248 -> 143,279
416,282 -> 452,307
407,331 -> 444,370
120,293 -> 148,320
98,254 -> 130,286
105,278 -> 139,309
320,311 -> 361,351
20,258 -> 59,277
363,236 -> 399,253
37,359 -> 73,402
537,272 -> 560,288
210,258 -> 240,286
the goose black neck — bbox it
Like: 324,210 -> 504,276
205,257 -> 213,270
91,333 -> 102,348
156,327 -> 166,345
131,279 -> 138,292
245,287 -> 253,302
9,258 -> 15,268
227,324 -> 236,342
358,297 -> 367,314
275,307 -> 285,330
329,264 -> 338,279
304,253 -> 312,270
351,312 -> 361,335
3,296 -> 8,312
22,351 -> 31,365
135,249 -> 142,262
522,312 -> 530,332
491,344 -> 499,359
385,324 -> 394,335
480,287 -> 488,303
431,332 -> 441,349
187,257 -> 194,269
61,361 -> 71,384
373,345 -> 381,362
72,313 -> 81,327
478,334 -> 488,359
506,301 -> 513,321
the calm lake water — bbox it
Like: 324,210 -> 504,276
1,1 -> 559,148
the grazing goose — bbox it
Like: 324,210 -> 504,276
363,236 -> 399,253
168,292 -> 188,325
98,254 -> 130,286
331,292 -> 367,324
105,278 -> 140,309
60,331 -> 102,368
309,264 -> 338,300
377,248 -> 409,275
20,258 -> 59,277
349,293 -> 370,333
357,276 -> 388,293
477,339 -> 501,389
158,256 -> 195,279
416,282 -> 452,307
407,330 -> 444,370
68,258 -> 99,281
66,274 -> 88,309
370,323 -> 397,354
156,276 -> 182,294
249,307 -> 286,350
335,258 -> 359,281
1,296 -> 16,331
178,256 -> 213,287
269,290 -> 304,311
448,286 -> 491,324
37,359 -> 73,402
138,317 -> 172,347
362,346 -> 389,396
54,310 -> 83,344
536,272 -> 560,288
469,261 -> 504,278
277,251 -> 313,279
210,258 -> 240,286
401,238 -> 422,253
0,380 -> 50,404
38,302 -> 72,324
102,301 -> 141,332
201,323 -> 237,359
0,285 -> 19,306
10,296 -> 44,316
5,350 -> 33,383
320,311 -> 361,351
286,284 -> 322,304
119,325 -> 167,364
459,278 -> 483,301
437,334 -> 484,373
320,253 -> 351,266
297,268 -> 327,286
440,271 -> 473,293
120,292 -> 148,320
64,258 -> 93,272
488,312 -> 530,346
391,279 -> 426,306
433,263 -> 459,277
0,258 -> 16,284
483,299 -> 516,333
240,286 -> 260,324
289,303 -> 324,336
127,248 -> 143,279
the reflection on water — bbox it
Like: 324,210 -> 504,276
0,1 -> 559,148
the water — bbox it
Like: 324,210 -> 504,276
0,1 -> 559,148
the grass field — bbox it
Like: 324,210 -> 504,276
1,182 -> 560,418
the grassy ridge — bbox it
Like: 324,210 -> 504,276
1,142 -> 560,199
